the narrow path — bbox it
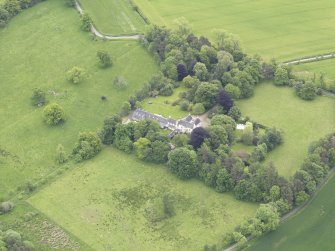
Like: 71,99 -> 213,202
74,0 -> 143,40
283,52 -> 335,65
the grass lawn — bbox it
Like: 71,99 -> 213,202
28,148 -> 258,251
79,0 -> 147,35
247,173 -> 335,251
237,83 -> 335,177
140,87 -> 189,119
0,0 -> 158,199
133,0 -> 335,60
293,58 -> 335,80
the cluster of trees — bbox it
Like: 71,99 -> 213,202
43,103 -> 65,126
126,25 -> 270,116
0,0 -> 45,28
0,229 -> 34,251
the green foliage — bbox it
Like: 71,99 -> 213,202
183,75 -> 200,88
216,168 -> 234,192
258,127 -> 282,151
113,76 -> 128,89
66,66 -> 86,84
224,83 -> 241,99
65,0 -> 76,7
80,13 -> 92,32
194,62 -> 209,81
295,81 -> 317,100
228,106 -> 241,121
194,82 -> 220,109
99,115 -> 122,145
43,103 -> 65,125
56,144 -> 67,164
120,101 -> 131,116
72,131 -> 102,162
192,103 -> 205,115
172,133 -> 189,147
274,66 -> 289,86
241,122 -> 253,145
168,147 -> 198,179
97,50 -> 112,68
2,0 -> 21,17
134,137 -> 151,160
208,125 -> 228,150
255,203 -> 280,232
31,88 -> 46,106
0,201 -> 14,214
114,124 -> 134,153
250,143 -> 267,162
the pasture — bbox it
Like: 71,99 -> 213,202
0,0 -> 158,199
28,148 -> 258,251
78,0 -> 146,35
237,83 -> 335,177
294,58 -> 335,80
133,0 -> 335,60
248,173 -> 335,251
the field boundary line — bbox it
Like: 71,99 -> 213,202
75,0 -> 143,40
283,52 -> 335,65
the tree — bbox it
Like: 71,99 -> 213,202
97,50 -> 112,68
134,137 -> 151,160
194,82 -> 220,109
56,144 -> 67,164
114,124 -> 134,153
194,62 -> 208,81
218,89 -> 234,112
0,7 -> 10,26
255,203 -> 280,232
183,75 -> 200,88
259,127 -> 282,151
189,127 -> 209,149
168,147 -> 198,179
177,63 -> 188,81
228,106 -> 241,121
3,0 -> 21,17
241,122 -> 253,145
295,81 -> 317,100
145,140 -> 171,163
216,168 -> 234,192
224,83 -> 241,99
269,185 -> 281,202
208,125 -> 228,150
43,103 -> 65,125
0,201 -> 14,214
173,17 -> 191,37
31,88 -> 46,106
192,103 -> 205,115
172,134 -> 189,147
66,66 -> 86,84
120,102 -> 131,116
211,114 -> 236,128
250,143 -> 267,162
274,66 -> 289,86
99,114 -> 122,144
81,13 -> 92,31
179,100 -> 189,111
72,131 -> 102,162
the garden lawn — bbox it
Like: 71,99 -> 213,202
133,0 -> 335,60
237,83 -> 335,177
0,0 -> 158,199
140,87 -> 189,119
247,173 -> 335,251
78,0 -> 146,35
28,148 -> 258,251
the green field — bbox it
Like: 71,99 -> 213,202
28,148 -> 258,251
79,0 -> 146,35
134,0 -> 335,60
0,0 -> 158,199
237,83 -> 335,177
248,173 -> 335,251
294,58 -> 335,80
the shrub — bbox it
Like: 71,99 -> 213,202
97,50 -> 112,68
113,76 -> 128,89
80,13 -> 92,31
241,122 -> 253,145
192,103 -> 205,115
65,0 -> 76,7
43,103 -> 65,125
66,66 -> 86,84
295,81 -> 317,100
274,66 -> 289,86
179,100 -> 189,111
168,147 -> 198,179
72,132 -> 102,162
31,88 -> 46,106
228,106 -> 241,121
0,201 -> 14,214
56,144 -> 67,164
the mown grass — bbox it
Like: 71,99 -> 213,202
28,148 -> 258,251
133,0 -> 335,60
78,0 -> 146,35
140,87 -> 189,119
247,173 -> 335,251
0,0 -> 158,199
237,83 -> 335,177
